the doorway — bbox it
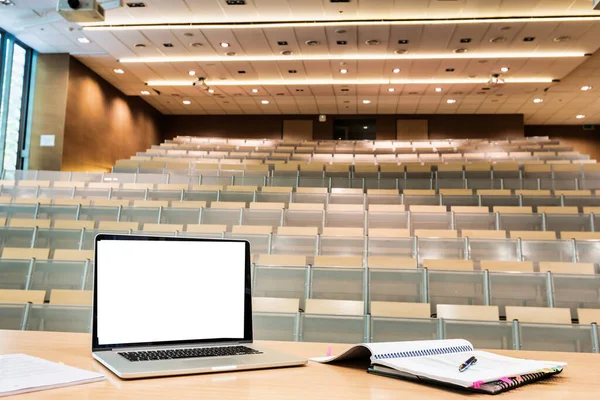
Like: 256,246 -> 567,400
333,119 -> 376,141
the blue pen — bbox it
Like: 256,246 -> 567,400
458,356 -> 477,372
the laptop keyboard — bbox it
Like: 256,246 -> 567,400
118,346 -> 262,362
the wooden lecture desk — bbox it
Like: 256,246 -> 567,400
2,330 -> 599,399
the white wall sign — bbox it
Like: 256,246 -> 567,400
40,135 -> 55,147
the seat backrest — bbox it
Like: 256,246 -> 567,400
97,221 -> 139,231
577,309 -> 600,325
423,259 -> 474,271
53,249 -> 94,261
249,202 -> 285,210
367,228 -> 410,238
367,257 -> 417,269
276,226 -> 319,236
461,230 -> 506,239
437,304 -> 499,321
509,231 -> 557,240
143,223 -> 184,233
2,247 -> 50,260
493,206 -> 533,214
305,299 -> 364,316
321,227 -> 364,237
537,206 -> 579,215
50,290 -> 93,306
414,229 -> 457,238
133,200 -> 169,208
53,220 -> 95,230
480,260 -> 534,272
505,306 -> 571,324
409,205 -> 446,213
371,301 -> 431,318
0,289 -> 46,304
560,232 -> 600,240
288,203 -> 325,211
169,201 -> 206,209
452,206 -> 489,214
313,256 -> 363,268
231,225 -> 273,235
252,297 -> 299,313
9,218 -> 51,228
539,262 -> 595,275
368,204 -> 405,212
327,204 -> 364,212
260,186 -> 293,193
185,224 -> 227,234
254,254 -> 307,267
53,198 -> 92,206
210,202 -> 246,209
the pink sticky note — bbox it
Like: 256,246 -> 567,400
326,347 -> 332,357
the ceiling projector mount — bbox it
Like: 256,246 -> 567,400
57,0 -> 123,23
488,74 -> 505,86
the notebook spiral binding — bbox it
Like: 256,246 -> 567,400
374,345 -> 474,360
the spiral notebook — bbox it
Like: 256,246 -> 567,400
311,339 -> 566,394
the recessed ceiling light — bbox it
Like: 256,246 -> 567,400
394,49 -> 408,55
140,90 -> 150,95
281,50 -> 293,56
183,100 -> 192,105
225,52 -> 237,56
113,68 -> 125,74
220,42 -> 230,48
207,89 -> 215,93
489,36 -> 507,43
339,68 -> 348,74
388,88 -> 395,92
581,85 -> 593,91
393,68 -> 401,73
365,39 -> 380,45
77,37 -> 91,44
251,88 -> 259,93
261,100 -> 270,104
454,48 -> 468,54
447,99 -> 457,104
533,98 -> 544,103
362,100 -> 372,104
188,70 -> 196,76
553,36 -> 571,43
500,67 -> 509,72
305,40 -> 320,46
183,33 -> 194,37
190,42 -> 203,48
135,43 -> 147,48
576,114 -> 585,119
363,126 -> 368,129
435,88 -> 443,92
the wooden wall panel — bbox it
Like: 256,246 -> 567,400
283,120 -> 313,140
61,58 -> 162,172
28,54 -> 70,171
397,119 -> 428,140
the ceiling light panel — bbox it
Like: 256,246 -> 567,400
146,78 -> 553,86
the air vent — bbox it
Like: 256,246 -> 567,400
398,39 -> 409,44
445,68 -> 455,72
163,43 -> 174,48
337,40 -> 347,45
237,70 -> 246,74
277,41 -> 288,46
523,37 -> 536,42
295,89 -> 304,92
127,2 -> 146,7
460,38 -> 472,43
288,70 -> 297,74
226,0 -> 246,5
330,0 -> 350,3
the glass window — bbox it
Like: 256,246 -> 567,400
3,43 -> 27,171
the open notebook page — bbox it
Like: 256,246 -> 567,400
376,350 -> 567,388
0,354 -> 105,397
310,339 -> 473,363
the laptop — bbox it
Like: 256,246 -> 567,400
91,234 -> 307,379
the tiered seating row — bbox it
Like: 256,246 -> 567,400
1,300 -> 598,353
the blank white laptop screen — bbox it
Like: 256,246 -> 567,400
96,240 -> 246,346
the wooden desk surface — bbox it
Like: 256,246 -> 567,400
2,330 -> 599,399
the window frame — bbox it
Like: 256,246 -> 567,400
0,28 -> 34,171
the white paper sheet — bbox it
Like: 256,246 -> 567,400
0,354 -> 105,397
